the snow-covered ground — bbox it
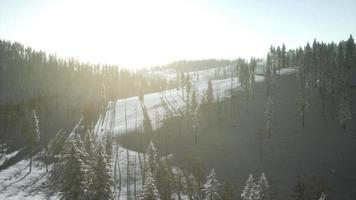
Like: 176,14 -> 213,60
0,149 -> 22,166
95,67 -> 297,138
0,157 -> 59,200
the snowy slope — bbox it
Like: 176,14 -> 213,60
95,67 -> 297,138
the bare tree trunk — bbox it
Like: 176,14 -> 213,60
126,149 -> 130,200
133,158 -> 137,200
114,146 -> 119,200
125,100 -> 131,200
29,146 -> 32,173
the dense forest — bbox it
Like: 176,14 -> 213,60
0,40 -> 173,148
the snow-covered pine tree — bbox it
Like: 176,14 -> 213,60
318,192 -> 326,200
83,130 -> 95,191
105,132 -> 113,162
146,141 -> 159,177
90,144 -> 113,200
84,130 -> 95,165
61,142 -> 87,200
139,170 -> 161,200
258,173 -> 271,200
202,169 -> 220,200
241,174 -> 260,200
28,109 -> 40,172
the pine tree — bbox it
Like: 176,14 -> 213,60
206,78 -> 214,104
241,174 -> 260,200
83,131 -> 95,188
90,144 -> 113,200
139,170 -> 161,200
345,34 -> 354,70
258,173 -> 271,200
61,142 -> 87,200
105,132 -> 113,161
193,107 -> 200,146
202,169 -> 220,200
146,141 -> 159,177
338,90 -> 352,129
28,109 -> 40,172
318,192 -> 326,200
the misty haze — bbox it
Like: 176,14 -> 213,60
0,0 -> 355,200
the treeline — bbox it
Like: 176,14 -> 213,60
265,35 -> 355,129
161,59 -> 237,72
0,39 -> 172,148
0,40 -> 172,102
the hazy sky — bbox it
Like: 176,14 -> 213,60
1,0 -> 355,68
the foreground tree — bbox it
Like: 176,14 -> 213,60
206,78 -> 214,104
146,141 -> 159,177
139,170 -> 161,200
202,169 -> 220,200
241,174 -> 260,200
28,109 -> 40,172
61,142 -> 87,200
90,144 -> 113,200
258,173 -> 271,200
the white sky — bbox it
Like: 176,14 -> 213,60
1,0 -> 355,68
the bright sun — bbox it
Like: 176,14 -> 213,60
10,0 -> 261,68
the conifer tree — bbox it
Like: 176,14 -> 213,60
139,170 -> 161,200
318,192 -> 326,200
61,142 -> 87,200
258,173 -> 271,200
206,78 -> 214,104
28,109 -> 40,172
193,107 -> 200,146
345,35 -> 354,70
338,90 -> 352,129
146,141 -> 159,177
105,132 -> 113,161
241,174 -> 260,200
90,144 -> 113,200
202,169 -> 220,200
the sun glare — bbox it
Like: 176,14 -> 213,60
11,0 -> 262,68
